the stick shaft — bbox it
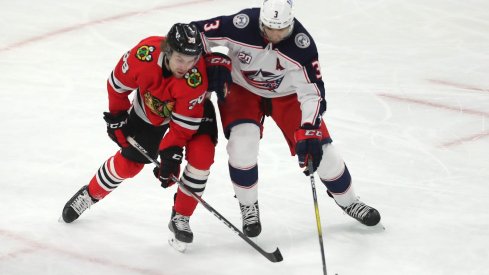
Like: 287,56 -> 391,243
308,161 -> 328,275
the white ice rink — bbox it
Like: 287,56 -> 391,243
1,0 -> 488,274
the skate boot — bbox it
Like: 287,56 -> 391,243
168,208 -> 193,253
340,199 -> 381,226
61,185 -> 98,223
240,201 -> 261,237
168,208 -> 193,243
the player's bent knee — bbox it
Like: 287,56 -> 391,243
114,151 -> 144,178
186,134 -> 215,170
227,123 -> 260,167
317,144 -> 345,180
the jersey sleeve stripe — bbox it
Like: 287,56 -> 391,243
134,90 -> 148,117
108,71 -> 136,93
171,112 -> 202,131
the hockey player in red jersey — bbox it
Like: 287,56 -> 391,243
192,0 -> 381,237
61,23 -> 230,249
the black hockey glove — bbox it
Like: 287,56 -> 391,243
155,146 -> 183,188
205,52 -> 232,101
103,111 -> 131,148
294,124 -> 323,176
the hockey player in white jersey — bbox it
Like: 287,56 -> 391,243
192,0 -> 381,237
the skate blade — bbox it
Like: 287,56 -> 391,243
168,236 -> 187,253
58,216 -> 65,223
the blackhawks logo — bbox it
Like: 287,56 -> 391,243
136,45 -> 155,62
144,91 -> 174,118
185,68 -> 202,88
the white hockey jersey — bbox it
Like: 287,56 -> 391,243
192,8 -> 327,127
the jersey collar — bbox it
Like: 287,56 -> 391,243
162,55 -> 173,78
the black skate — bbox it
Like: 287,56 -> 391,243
168,208 -> 193,243
340,200 -> 381,226
240,201 -> 261,237
61,185 -> 98,223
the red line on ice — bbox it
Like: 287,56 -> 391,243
0,228 -> 166,275
0,0 -> 212,53
427,79 -> 489,93
378,93 -> 489,117
0,246 -> 42,261
439,131 -> 489,148
378,93 -> 489,147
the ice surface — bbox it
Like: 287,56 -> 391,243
1,0 -> 488,274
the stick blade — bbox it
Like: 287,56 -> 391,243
269,248 -> 283,262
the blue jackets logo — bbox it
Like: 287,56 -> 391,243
242,69 -> 284,92
233,14 -> 250,29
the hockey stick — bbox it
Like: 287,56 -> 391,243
308,160 -> 328,275
126,136 -> 283,263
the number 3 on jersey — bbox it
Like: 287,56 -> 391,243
311,60 -> 322,79
204,20 -> 220,32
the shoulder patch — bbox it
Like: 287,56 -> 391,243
233,13 -> 250,29
185,68 -> 203,88
136,45 -> 155,62
295,33 -> 311,49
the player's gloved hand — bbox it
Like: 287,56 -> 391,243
205,52 -> 232,101
103,111 -> 131,148
294,124 -> 323,176
155,146 -> 183,188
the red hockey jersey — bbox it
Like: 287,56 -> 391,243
107,36 -> 208,150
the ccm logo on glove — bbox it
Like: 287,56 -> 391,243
171,153 -> 182,161
107,120 -> 127,129
294,127 -> 324,176
205,52 -> 232,101
206,55 -> 231,66
304,130 -> 322,137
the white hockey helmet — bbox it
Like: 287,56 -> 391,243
259,0 -> 295,30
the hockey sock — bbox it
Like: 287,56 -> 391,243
174,164 -> 209,216
88,151 -> 144,200
174,188 -> 199,217
320,165 -> 357,207
229,163 -> 258,205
